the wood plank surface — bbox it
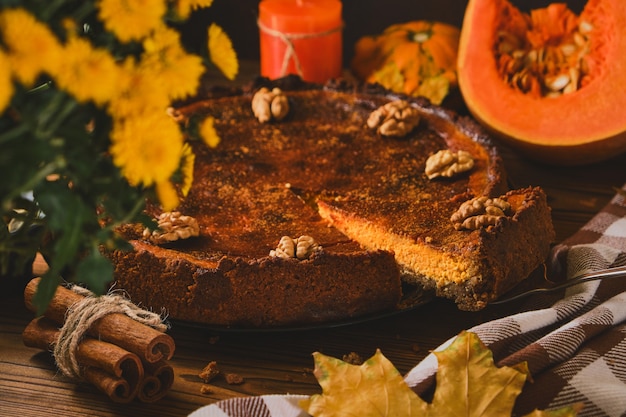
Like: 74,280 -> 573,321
2,61 -> 625,416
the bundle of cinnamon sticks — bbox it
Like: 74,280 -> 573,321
22,277 -> 176,403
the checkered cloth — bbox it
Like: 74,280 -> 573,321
189,184 -> 626,417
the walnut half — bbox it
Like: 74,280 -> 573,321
425,149 -> 475,179
251,87 -> 290,123
143,211 -> 200,244
451,196 -> 512,230
269,235 -> 321,260
367,100 -> 421,137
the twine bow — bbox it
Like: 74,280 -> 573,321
257,19 -> 343,78
54,285 -> 167,379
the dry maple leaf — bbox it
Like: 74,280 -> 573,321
300,331 -> 582,417
300,348 -> 427,416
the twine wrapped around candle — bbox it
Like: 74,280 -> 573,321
258,0 -> 343,83
257,19 -> 343,79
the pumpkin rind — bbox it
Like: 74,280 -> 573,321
351,21 -> 460,105
458,0 -> 626,165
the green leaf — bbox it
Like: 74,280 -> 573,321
75,252 -> 113,295
0,200 -> 45,278
32,271 -> 63,316
35,181 -> 83,231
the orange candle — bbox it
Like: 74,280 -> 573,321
258,0 -> 343,84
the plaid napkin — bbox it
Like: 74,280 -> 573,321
189,184 -> 626,417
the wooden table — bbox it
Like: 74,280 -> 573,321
2,71 -> 625,416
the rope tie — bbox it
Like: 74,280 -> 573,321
257,19 -> 343,78
53,285 -> 167,379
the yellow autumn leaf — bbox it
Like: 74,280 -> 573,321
430,330 -> 530,416
300,331 -> 582,417
300,349 -> 427,417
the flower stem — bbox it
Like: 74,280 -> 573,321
4,158 -> 65,207
36,91 -> 77,136
44,97 -> 79,137
0,123 -> 29,145
109,193 -> 146,228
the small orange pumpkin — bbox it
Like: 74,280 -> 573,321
351,21 -> 461,105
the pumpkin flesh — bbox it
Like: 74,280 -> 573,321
458,0 -> 626,165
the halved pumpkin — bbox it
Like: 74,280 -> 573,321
458,0 -> 626,165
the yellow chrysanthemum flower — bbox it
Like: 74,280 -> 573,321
208,23 -> 239,81
61,18 -> 79,35
0,49 -> 13,113
110,111 -> 184,187
156,180 -> 179,211
108,57 -> 171,119
141,26 -> 205,100
97,0 -> 166,43
174,0 -> 214,19
180,142 -> 195,197
53,37 -> 121,106
0,8 -> 63,86
199,116 -> 221,148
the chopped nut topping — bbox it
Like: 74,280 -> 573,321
269,235 -> 321,260
143,211 -> 200,244
451,196 -> 512,230
342,352 -> 364,365
200,385 -> 214,395
367,100 -> 421,137
199,361 -> 220,383
225,373 -> 245,385
425,149 -> 475,179
251,87 -> 290,123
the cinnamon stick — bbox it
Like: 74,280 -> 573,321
22,316 -> 144,403
84,366 -> 139,404
138,360 -> 175,403
24,277 -> 175,364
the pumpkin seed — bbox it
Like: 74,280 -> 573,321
579,20 -> 593,34
560,43 -> 577,57
545,73 -> 571,91
563,67 -> 580,94
497,31 -> 520,53
573,32 -> 587,47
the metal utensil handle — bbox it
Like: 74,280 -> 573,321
491,264 -> 626,305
